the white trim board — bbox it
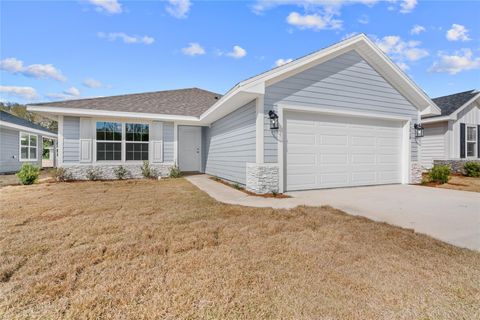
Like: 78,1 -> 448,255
0,120 -> 57,137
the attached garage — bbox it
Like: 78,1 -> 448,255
284,110 -> 408,191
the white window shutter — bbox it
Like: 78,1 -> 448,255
152,141 -> 163,163
79,139 -> 92,162
151,121 -> 163,163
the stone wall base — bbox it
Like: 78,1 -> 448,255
410,161 -> 422,184
62,163 -> 174,180
433,159 -> 480,174
246,163 -> 279,194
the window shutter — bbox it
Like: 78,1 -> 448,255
460,123 -> 465,159
79,118 -> 93,162
478,125 -> 480,158
151,122 -> 163,163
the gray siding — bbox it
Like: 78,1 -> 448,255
163,122 -> 174,162
203,100 -> 256,185
421,122 -> 448,169
0,127 -> 43,173
264,50 -> 420,163
63,116 -> 80,163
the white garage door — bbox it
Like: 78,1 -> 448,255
285,111 -> 404,191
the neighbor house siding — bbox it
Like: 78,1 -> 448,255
263,50 -> 419,163
0,127 -> 43,173
451,103 -> 480,158
421,122 -> 448,169
203,100 -> 256,185
63,116 -> 80,163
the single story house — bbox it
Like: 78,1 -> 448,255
28,34 -> 441,193
420,90 -> 480,170
0,111 -> 57,173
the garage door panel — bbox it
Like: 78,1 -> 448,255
286,111 -> 403,191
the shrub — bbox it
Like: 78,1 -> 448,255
463,161 -> 480,177
54,167 -> 72,182
16,163 -> 40,185
271,190 -> 278,197
428,165 -> 451,184
114,165 -> 128,180
140,161 -> 156,179
233,183 -> 241,190
86,167 -> 101,181
169,165 -> 183,178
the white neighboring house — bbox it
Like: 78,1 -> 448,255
28,34 -> 441,193
420,90 -> 480,169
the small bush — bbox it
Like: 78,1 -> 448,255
16,163 -> 40,185
271,190 -> 278,197
86,167 -> 101,181
428,165 -> 451,184
233,183 -> 241,190
114,166 -> 128,180
140,161 -> 159,179
169,165 -> 183,178
464,162 -> 480,177
213,176 -> 221,182
54,167 -> 72,182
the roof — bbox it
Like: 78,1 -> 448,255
426,89 -> 479,118
30,88 -> 221,117
0,111 -> 56,135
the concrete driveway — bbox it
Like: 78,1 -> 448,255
287,185 -> 480,251
187,175 -> 480,251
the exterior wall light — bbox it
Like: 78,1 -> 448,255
414,123 -> 424,138
268,110 -> 279,130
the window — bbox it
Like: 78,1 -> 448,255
19,132 -> 38,161
466,126 -> 477,157
126,123 -> 149,161
96,122 -> 122,161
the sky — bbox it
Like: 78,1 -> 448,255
1,0 -> 479,104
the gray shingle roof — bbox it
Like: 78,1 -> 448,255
29,88 -> 222,117
0,111 -> 56,134
426,89 -> 478,118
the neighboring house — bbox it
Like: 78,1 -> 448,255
420,90 -> 480,169
28,34 -> 441,193
0,111 -> 57,173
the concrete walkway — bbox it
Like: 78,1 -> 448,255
186,174 -> 480,251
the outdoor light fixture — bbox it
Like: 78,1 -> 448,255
414,123 -> 424,138
268,110 -> 279,130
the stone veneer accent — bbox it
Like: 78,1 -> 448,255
433,159 -> 480,174
246,163 -> 279,194
410,161 -> 422,184
62,163 -> 174,180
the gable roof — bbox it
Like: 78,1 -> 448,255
0,111 -> 57,136
428,90 -> 478,117
28,34 -> 441,123
29,88 -> 221,117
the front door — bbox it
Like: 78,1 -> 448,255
178,126 -> 202,172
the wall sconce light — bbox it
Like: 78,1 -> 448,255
414,123 -> 424,138
268,110 -> 279,130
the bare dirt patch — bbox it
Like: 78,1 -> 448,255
422,174 -> 480,193
0,179 -> 479,319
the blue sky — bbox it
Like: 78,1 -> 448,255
1,0 -> 479,104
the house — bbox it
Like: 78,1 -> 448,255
0,111 -> 57,173
420,90 -> 480,171
27,34 -> 441,193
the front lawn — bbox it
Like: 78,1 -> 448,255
0,179 -> 479,319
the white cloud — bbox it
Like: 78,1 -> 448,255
275,58 -> 293,67
166,0 -> 191,19
399,0 -> 417,13
446,24 -> 471,42
181,42 -> 206,56
97,32 -> 154,45
430,49 -> 480,75
375,35 -> 428,71
0,57 -> 66,82
83,78 -> 103,88
88,0 -> 122,14
358,14 -> 369,24
226,45 -> 247,59
410,25 -> 425,35
252,0 -> 380,15
342,32 -> 359,40
47,86 -> 81,101
286,11 -> 342,30
0,86 -> 38,101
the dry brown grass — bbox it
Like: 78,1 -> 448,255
422,174 -> 480,193
0,179 -> 479,320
